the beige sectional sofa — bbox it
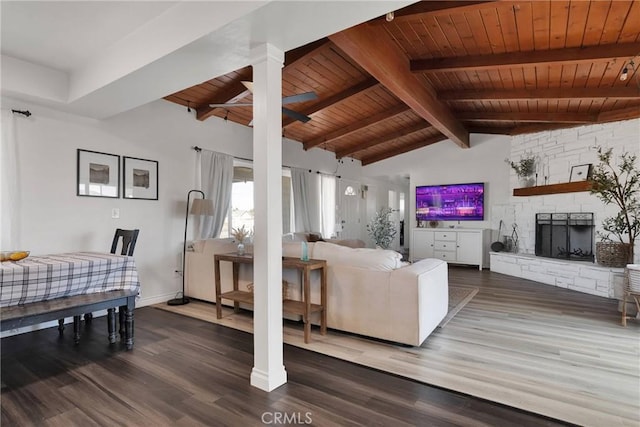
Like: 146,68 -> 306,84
185,239 -> 448,346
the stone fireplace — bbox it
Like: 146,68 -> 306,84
535,213 -> 594,262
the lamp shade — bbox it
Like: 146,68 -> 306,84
190,198 -> 214,216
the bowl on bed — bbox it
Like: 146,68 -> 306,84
0,251 -> 30,262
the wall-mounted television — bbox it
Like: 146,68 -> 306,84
416,182 -> 484,221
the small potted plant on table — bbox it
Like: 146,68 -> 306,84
231,225 -> 251,255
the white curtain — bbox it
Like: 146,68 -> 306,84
0,111 -> 20,249
199,150 -> 234,239
291,168 -> 320,233
320,174 -> 336,238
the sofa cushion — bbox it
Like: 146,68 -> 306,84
324,238 -> 366,248
312,241 -> 402,271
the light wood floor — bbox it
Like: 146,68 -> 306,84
159,267 -> 640,427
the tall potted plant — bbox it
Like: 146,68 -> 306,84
367,207 -> 397,249
590,146 -> 640,266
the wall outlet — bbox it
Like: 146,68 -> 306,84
111,208 -> 120,219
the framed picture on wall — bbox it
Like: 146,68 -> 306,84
569,164 -> 592,182
77,149 -> 120,198
123,156 -> 158,200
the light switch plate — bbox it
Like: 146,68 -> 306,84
111,208 -> 120,219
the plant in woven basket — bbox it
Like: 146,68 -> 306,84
590,146 -> 640,265
366,207 -> 397,249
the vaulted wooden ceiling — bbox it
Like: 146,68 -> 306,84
164,1 -> 640,165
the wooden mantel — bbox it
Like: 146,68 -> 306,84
513,181 -> 593,196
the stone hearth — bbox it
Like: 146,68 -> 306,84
490,251 -> 625,299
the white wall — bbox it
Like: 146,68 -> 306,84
3,96 -> 363,308
364,121 -> 640,264
363,133 -> 512,248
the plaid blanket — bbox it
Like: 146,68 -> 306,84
0,252 -> 140,307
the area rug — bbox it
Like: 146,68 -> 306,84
438,285 -> 479,328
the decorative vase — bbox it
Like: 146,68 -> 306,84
237,242 -> 245,256
519,174 -> 535,188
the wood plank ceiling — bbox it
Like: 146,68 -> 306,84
164,1 -> 640,165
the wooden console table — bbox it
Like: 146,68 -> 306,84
214,253 -> 327,343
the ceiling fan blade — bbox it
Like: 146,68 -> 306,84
241,81 -> 254,92
282,107 -> 311,123
209,103 -> 253,108
282,91 -> 318,105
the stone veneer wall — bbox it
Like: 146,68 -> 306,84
504,118 -> 640,265
491,119 -> 639,300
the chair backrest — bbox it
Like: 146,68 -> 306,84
111,229 -> 139,256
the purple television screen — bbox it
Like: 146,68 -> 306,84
416,183 -> 484,221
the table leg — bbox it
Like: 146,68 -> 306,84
320,265 -> 327,335
215,258 -> 222,319
58,319 -> 65,335
124,307 -> 134,350
73,315 -> 81,344
304,267 -> 311,343
233,262 -> 240,313
107,308 -> 116,343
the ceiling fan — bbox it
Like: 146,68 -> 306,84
209,81 -> 318,123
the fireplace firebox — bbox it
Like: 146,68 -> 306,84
535,213 -> 594,261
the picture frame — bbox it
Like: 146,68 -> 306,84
569,164 -> 592,182
77,149 -> 120,198
123,156 -> 158,200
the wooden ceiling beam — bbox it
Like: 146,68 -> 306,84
508,123 -> 583,136
283,77 -> 378,128
329,23 -> 469,148
196,39 -> 330,121
439,86 -> 640,101
411,42 -> 640,73
360,134 -> 448,166
336,122 -> 433,158
304,104 -> 409,150
466,126 -> 514,135
459,111 -> 597,123
597,106 -> 640,123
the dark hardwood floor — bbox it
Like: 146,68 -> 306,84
1,299 -> 571,426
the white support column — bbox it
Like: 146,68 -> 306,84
249,43 -> 287,392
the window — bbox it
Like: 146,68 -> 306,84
220,162 -> 293,238
320,174 -> 336,238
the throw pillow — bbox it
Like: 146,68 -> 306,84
306,233 -> 324,242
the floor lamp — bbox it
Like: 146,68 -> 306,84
168,190 -> 214,306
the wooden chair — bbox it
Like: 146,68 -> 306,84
110,228 -> 139,256
58,229 -> 140,341
622,266 -> 640,326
